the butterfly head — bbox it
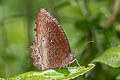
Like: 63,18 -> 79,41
70,53 -> 74,61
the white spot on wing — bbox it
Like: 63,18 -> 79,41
50,40 -> 53,43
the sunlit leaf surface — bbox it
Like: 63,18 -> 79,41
92,46 -> 120,68
1,64 -> 95,80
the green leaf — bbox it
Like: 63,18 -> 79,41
92,46 -> 120,68
116,74 -> 120,80
5,64 -> 94,80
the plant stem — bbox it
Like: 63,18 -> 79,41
24,0 -> 34,71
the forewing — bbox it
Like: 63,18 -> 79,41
30,8 -> 71,70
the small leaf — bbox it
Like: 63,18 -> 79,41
7,64 -> 95,80
92,46 -> 120,68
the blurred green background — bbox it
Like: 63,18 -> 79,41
0,0 -> 120,80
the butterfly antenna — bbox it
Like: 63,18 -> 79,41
82,41 -> 94,47
73,41 -> 94,54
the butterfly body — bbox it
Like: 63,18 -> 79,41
30,8 -> 74,70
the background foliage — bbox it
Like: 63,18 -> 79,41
0,0 -> 120,80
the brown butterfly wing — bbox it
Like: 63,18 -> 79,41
30,8 -> 73,70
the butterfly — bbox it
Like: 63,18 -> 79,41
30,8 -> 76,70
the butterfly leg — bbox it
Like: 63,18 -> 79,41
70,58 -> 80,66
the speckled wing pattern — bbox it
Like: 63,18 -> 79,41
30,8 -> 74,70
